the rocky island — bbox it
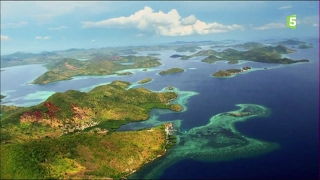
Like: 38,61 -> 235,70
0,81 -> 182,179
138,78 -> 152,84
32,56 -> 162,84
159,68 -> 185,75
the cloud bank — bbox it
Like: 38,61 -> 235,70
81,6 -> 244,36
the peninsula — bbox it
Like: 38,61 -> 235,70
159,68 -> 185,75
32,56 -> 161,84
0,81 -> 182,179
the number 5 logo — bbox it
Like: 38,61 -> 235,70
287,14 -> 297,29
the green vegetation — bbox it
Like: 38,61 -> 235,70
138,78 -> 152,84
0,81 -> 180,179
159,68 -> 185,75
0,95 -> 5,101
32,56 -> 161,84
181,45 -> 309,64
212,66 -> 252,77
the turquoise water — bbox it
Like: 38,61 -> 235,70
0,39 -> 318,179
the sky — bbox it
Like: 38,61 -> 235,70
1,1 -> 319,55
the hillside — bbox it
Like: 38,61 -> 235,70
33,56 -> 161,84
0,81 -> 181,179
181,45 -> 309,64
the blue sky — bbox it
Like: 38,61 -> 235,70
1,1 -> 318,55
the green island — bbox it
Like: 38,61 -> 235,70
180,45 -> 309,64
129,104 -> 279,179
116,71 -> 133,76
147,53 -> 161,56
138,78 -> 153,84
0,80 -> 184,179
159,68 -> 185,75
0,45 -> 204,68
212,66 -> 252,77
32,56 -> 161,84
0,94 -> 5,100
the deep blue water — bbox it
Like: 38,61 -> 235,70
0,40 -> 318,179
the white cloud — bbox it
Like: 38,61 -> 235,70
81,6 -> 244,36
35,36 -> 50,40
48,26 -> 68,30
1,21 -> 28,28
181,15 -> 197,26
254,23 -> 286,30
279,6 -> 292,9
91,40 -> 96,42
313,24 -> 318,27
1,35 -> 10,41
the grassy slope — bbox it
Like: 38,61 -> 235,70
0,81 -> 180,179
33,56 -> 162,84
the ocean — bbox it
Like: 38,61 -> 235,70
1,39 -> 318,179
